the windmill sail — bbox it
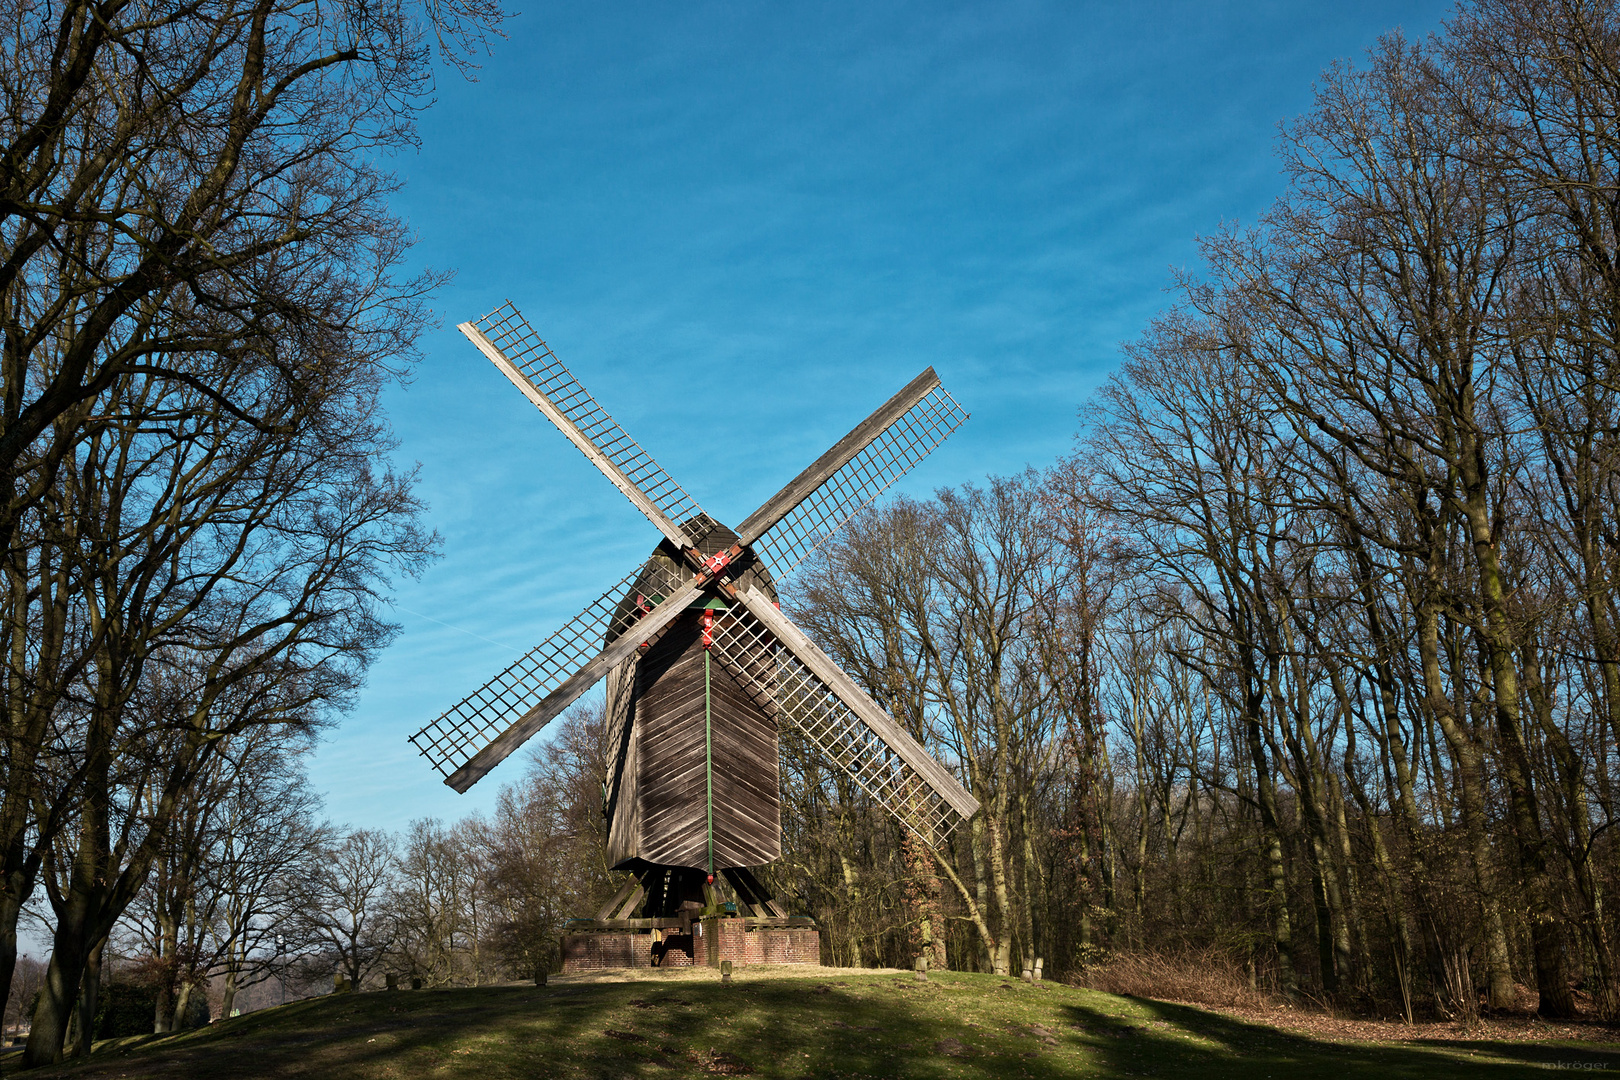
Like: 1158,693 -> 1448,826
419,305 -> 979,856
708,584 -> 979,848
743,374 -> 967,578
460,302 -> 718,551
409,557 -> 699,791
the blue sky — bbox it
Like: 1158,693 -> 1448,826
313,0 -> 1454,834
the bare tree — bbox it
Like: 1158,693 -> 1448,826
0,0 -> 503,542
0,0 -> 501,1034
122,729 -> 327,1031
793,474 -> 1072,977
205,748 -> 329,1018
478,703 -> 615,980
295,829 -> 398,991
19,332 -> 433,1065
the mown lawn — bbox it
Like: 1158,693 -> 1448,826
3,969 -> 1616,1078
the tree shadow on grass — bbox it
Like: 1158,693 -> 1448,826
10,978 -> 1102,1080
6,986 -> 620,1080
11,976 -> 1620,1080
1062,995 -> 1620,1079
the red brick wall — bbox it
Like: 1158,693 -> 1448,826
561,922 -> 818,971
704,919 -> 820,967
561,932 -> 697,972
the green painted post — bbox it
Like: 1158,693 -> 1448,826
705,647 -> 714,878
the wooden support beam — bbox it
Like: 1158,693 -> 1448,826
445,579 -> 704,792
735,367 -> 941,546
594,877 -> 642,921
612,884 -> 647,920
720,868 -> 760,917
460,322 -> 696,551
564,916 -> 813,931
723,866 -> 787,919
566,917 -> 681,931
733,584 -> 980,821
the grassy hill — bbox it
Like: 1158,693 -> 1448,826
4,968 -> 1616,1079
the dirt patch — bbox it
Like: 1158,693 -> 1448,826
1026,1022 -> 1058,1046
693,1048 -> 755,1074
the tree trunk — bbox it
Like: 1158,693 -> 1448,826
173,981 -> 195,1031
1417,598 -> 1517,1008
25,889 -> 95,1067
154,905 -> 179,1033
221,964 -> 239,1021
969,814 -> 994,971
71,936 -> 104,1058
902,831 -> 946,970
985,812 -> 1015,977
836,846 -> 864,969
1017,784 -> 1043,977
1238,664 -> 1296,999
0,884 -> 19,1041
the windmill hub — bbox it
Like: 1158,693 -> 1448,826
411,302 -> 980,971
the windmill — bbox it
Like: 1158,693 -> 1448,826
410,302 -> 979,966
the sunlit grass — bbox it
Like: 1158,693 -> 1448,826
5,969 -> 1617,1078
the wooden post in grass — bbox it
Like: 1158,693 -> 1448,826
721,960 -> 733,985
915,957 -> 928,982
386,973 -> 398,991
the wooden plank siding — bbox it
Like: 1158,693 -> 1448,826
604,521 -> 781,873
602,661 -> 640,868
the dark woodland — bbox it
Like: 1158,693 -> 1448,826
6,0 -> 1620,1068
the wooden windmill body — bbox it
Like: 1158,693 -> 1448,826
411,303 -> 980,964
602,522 -> 782,874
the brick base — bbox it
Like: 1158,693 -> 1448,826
704,918 -> 821,967
561,919 -> 820,972
561,932 -> 696,972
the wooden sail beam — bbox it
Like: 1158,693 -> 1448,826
460,321 -> 697,551
444,578 -> 704,792
735,367 -> 940,546
731,584 -> 980,821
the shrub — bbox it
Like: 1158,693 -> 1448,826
95,981 -> 157,1038
1073,949 -> 1272,1010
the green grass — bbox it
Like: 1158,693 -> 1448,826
4,970 -> 1617,1078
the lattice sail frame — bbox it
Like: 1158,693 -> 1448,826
408,557 -> 690,777
414,303 -> 975,843
471,302 -> 720,548
705,606 -> 966,848
751,385 -> 967,577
